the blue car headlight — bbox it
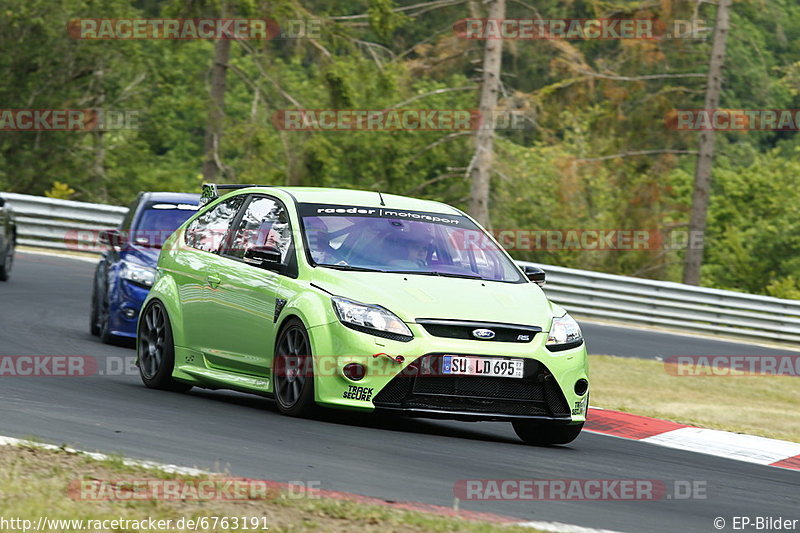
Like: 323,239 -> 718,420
120,261 -> 156,288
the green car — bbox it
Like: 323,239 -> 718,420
137,184 -> 589,445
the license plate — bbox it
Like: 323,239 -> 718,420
442,356 -> 524,378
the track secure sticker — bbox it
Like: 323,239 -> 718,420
572,396 -> 588,416
342,385 -> 374,402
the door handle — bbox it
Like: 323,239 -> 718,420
206,274 -> 221,288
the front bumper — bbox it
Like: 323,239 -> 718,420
108,279 -> 150,338
307,320 -> 589,422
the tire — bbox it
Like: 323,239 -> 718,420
97,292 -> 115,344
90,279 -> 101,336
95,274 -> 122,345
273,318 -> 318,417
137,300 -> 192,393
512,420 -> 584,446
0,239 -> 13,282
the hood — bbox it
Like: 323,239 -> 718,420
310,268 -> 554,329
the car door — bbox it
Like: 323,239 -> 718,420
207,194 -> 296,375
175,194 -> 247,358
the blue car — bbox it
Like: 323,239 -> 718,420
91,192 -> 200,343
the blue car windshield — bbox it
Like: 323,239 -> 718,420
132,202 -> 198,248
299,203 -> 525,283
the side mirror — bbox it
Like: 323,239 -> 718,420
99,229 -> 126,250
244,244 -> 283,271
523,265 -> 546,286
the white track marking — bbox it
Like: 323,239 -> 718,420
0,435 -> 205,475
641,427 -> 800,466
17,249 -> 99,264
514,521 -> 627,532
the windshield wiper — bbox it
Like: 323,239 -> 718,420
319,264 -> 485,279
385,270 -> 484,280
319,264 -> 388,273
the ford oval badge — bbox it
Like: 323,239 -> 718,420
472,328 -> 496,340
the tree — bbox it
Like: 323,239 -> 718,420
468,0 -> 504,228
202,37 -> 232,181
682,0 -> 732,285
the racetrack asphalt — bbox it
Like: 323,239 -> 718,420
0,251 -> 796,533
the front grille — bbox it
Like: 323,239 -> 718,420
416,319 -> 541,343
373,354 -> 570,418
405,396 -> 550,416
412,374 -> 544,401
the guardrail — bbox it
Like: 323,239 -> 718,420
0,192 -> 127,252
3,193 -> 799,344
519,261 -> 800,344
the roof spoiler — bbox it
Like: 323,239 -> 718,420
200,183 -> 262,206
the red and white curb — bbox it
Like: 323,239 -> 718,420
585,407 -> 800,471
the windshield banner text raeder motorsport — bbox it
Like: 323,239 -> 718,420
298,203 -> 471,227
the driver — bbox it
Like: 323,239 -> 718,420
387,226 -> 433,268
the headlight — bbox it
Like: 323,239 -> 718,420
120,261 -> 156,287
546,312 -> 583,351
331,297 -> 412,341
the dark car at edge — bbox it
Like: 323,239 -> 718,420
0,195 -> 17,282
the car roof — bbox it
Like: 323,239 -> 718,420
244,187 -> 463,216
141,192 -> 201,204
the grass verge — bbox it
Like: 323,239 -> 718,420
589,354 -> 800,442
0,444 -> 543,533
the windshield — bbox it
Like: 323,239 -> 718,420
132,202 -> 198,248
299,203 -> 525,283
